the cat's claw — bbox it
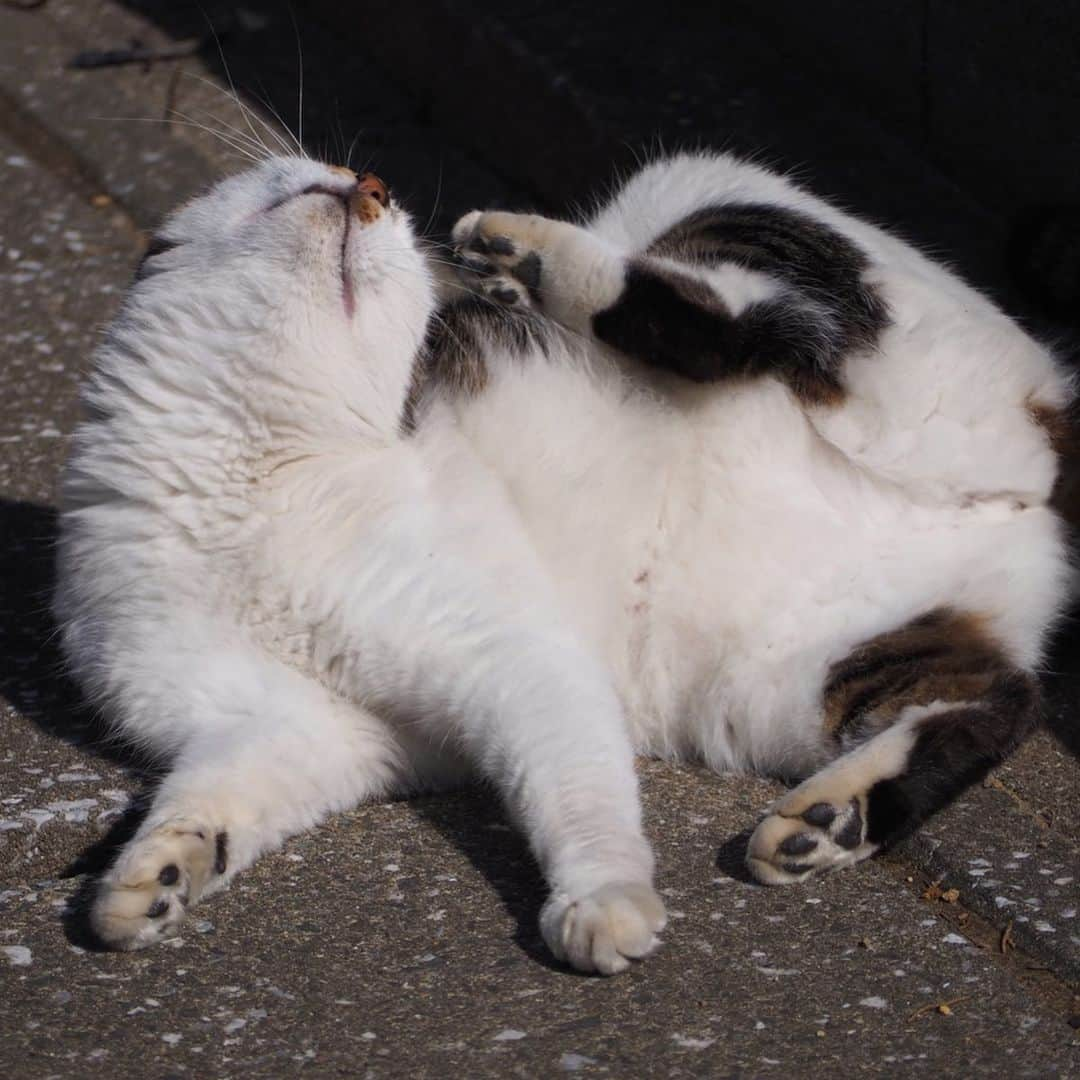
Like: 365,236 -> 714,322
540,882 -> 667,975
746,785 -> 877,885
90,819 -> 226,949
451,210 -> 549,310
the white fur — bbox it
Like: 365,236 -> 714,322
54,152 -> 1071,972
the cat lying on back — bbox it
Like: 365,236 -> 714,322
54,151 -> 1072,974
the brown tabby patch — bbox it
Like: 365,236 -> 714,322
823,608 -> 1006,740
1026,395 -> 1080,528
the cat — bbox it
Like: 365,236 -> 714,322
53,150 -> 1073,975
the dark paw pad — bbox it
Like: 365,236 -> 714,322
834,799 -> 864,849
778,833 -> 818,857
802,802 -> 837,829
513,251 -> 543,290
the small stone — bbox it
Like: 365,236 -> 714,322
941,888 -> 960,903
560,1053 -> 597,1071
2,946 -> 31,966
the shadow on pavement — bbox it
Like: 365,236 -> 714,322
0,497 -> 148,772
409,789 -> 573,973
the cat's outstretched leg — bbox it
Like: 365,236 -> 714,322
318,502 -> 666,975
746,609 -> 1039,884
89,652 -> 404,950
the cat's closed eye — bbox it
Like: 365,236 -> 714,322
134,234 -> 180,279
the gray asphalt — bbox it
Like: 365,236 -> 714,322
0,2 -> 1077,1076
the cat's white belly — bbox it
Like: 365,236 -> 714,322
456,356 -> 1067,777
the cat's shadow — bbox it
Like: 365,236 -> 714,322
0,498 -> 158,946
0,498 -> 146,769
408,789 -> 572,972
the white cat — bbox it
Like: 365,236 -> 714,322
54,151 -> 1072,975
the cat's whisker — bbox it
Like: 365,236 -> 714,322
101,113 -> 262,164
165,110 -> 264,163
198,12 -> 289,160
248,79 -> 307,158
289,5 -> 306,154
184,103 -> 275,163
176,70 -> 287,161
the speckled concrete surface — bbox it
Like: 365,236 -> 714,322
1,3 -> 1078,1077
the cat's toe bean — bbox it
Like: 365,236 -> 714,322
485,235 -> 517,257
480,276 -> 530,308
541,882 -> 666,976
455,252 -> 496,278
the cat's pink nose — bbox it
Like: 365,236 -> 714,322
358,173 -> 389,207
351,173 -> 390,225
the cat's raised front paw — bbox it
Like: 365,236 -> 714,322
451,210 -> 551,309
90,819 -> 226,949
540,882 -> 667,975
746,781 -> 877,885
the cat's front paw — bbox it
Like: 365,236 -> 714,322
540,882 -> 667,975
451,210 -> 551,310
90,819 -> 227,949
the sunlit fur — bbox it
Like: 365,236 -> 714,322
54,152 -> 1072,974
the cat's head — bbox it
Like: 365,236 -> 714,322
116,155 -> 436,436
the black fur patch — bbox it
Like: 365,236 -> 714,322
611,202 -> 891,401
402,295 -> 550,434
591,261 -> 848,403
865,673 -> 1038,848
648,202 -> 890,354
825,610 -> 1039,851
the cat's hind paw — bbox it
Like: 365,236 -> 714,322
90,819 -> 226,949
540,882 -> 667,975
746,785 -> 876,886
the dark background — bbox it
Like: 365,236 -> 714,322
114,0 -> 1080,342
